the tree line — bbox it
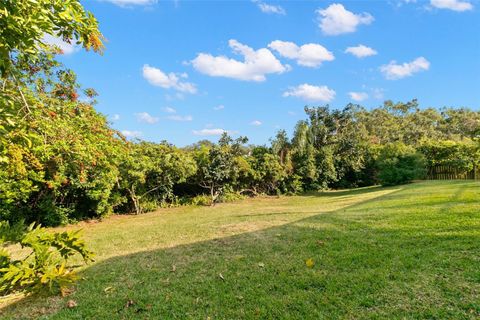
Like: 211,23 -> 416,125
1,1 -> 480,227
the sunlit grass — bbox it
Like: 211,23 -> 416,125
1,181 -> 479,319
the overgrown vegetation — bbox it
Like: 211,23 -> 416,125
0,221 -> 93,295
1,1 -> 480,227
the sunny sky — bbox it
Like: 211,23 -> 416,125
51,0 -> 480,146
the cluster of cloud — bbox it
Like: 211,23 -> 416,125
345,45 -> 377,58
252,0 -> 286,15
430,0 -> 473,11
283,84 -> 336,102
134,108 -> 193,125
193,128 -> 228,136
102,1 -> 466,137
135,112 -> 159,124
121,130 -> 143,138
167,114 -> 193,122
316,4 -> 374,35
348,92 -> 369,102
162,106 -> 176,113
380,57 -> 430,80
268,40 -> 334,67
101,0 -> 475,13
160,107 -> 193,121
142,65 -> 197,94
191,40 -> 288,82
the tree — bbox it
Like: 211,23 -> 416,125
0,0 -> 117,225
377,143 -> 426,186
193,133 -> 248,204
440,108 -> 480,140
118,142 -> 197,214
0,0 -> 103,75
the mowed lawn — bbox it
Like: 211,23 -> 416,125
1,181 -> 480,319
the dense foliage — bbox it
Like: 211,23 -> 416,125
376,143 -> 426,186
0,221 -> 94,295
2,0 -> 480,229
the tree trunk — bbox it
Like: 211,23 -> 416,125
128,187 -> 141,214
210,187 -> 218,206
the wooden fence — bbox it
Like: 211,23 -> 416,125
426,165 -> 479,180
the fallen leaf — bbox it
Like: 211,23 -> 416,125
305,258 -> 315,268
66,300 -> 77,308
104,286 -> 114,293
125,299 -> 135,308
61,287 -> 74,297
219,273 -> 225,281
171,264 -> 176,272
258,262 -> 265,268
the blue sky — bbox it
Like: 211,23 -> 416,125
53,0 -> 479,146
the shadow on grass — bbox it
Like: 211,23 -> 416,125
301,184 -> 387,198
3,181 -> 480,319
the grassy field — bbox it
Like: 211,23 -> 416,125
1,180 -> 479,319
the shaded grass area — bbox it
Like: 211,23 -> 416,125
1,181 -> 479,319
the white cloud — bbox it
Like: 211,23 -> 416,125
167,115 -> 193,121
345,45 -> 377,58
191,39 -> 288,82
348,92 -> 369,102
250,120 -> 262,126
121,130 -> 143,138
135,112 -> 159,124
110,114 -> 120,121
162,106 -> 176,113
253,0 -> 286,15
213,105 -> 225,111
42,34 -> 78,55
268,40 -> 334,67
101,0 -> 156,7
316,4 -> 374,36
283,84 -> 336,102
193,128 -> 228,136
380,57 -> 430,80
430,0 -> 473,11
143,65 -> 197,94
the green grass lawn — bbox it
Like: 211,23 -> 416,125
1,181 -> 480,319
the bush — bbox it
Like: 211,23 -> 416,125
190,195 -> 212,206
217,186 -> 246,203
0,221 -> 94,295
377,143 -> 426,186
418,140 -> 479,172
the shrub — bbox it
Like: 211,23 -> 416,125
377,143 -> 426,186
190,195 -> 212,206
418,140 -> 479,172
217,186 -> 246,203
0,222 -> 94,295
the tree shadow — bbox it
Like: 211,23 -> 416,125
2,181 -> 479,319
302,185 -> 387,198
